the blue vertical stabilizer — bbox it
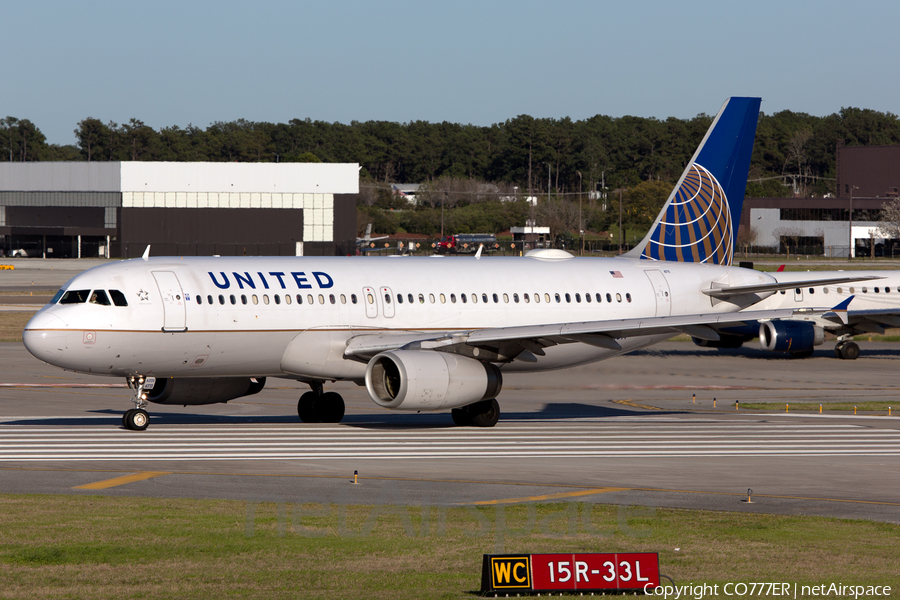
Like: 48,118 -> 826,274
626,97 -> 761,265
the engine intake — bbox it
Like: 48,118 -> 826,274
144,377 -> 266,405
759,321 -> 824,353
365,350 -> 502,411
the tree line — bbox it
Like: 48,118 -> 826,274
3,107 -> 900,237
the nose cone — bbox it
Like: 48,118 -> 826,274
23,311 -> 67,365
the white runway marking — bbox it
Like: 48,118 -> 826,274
0,421 -> 898,461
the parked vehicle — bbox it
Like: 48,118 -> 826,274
437,234 -> 497,253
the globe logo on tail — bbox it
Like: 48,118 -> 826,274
640,163 -> 733,265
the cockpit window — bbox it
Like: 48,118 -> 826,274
59,289 -> 91,304
89,290 -> 111,306
109,289 -> 128,307
50,289 -> 65,304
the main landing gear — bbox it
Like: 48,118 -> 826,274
123,376 -> 151,431
297,382 -> 346,423
834,339 -> 860,360
451,398 -> 500,427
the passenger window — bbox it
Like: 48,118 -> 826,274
606,293 -> 612,303
196,296 -> 202,305
318,294 -> 325,304
285,294 -> 292,305
230,294 -> 236,305
524,293 -> 530,303
397,294 -> 403,304
513,293 -> 519,303
565,293 -> 571,303
482,293 -> 488,303
419,294 -> 425,304
534,293 -> 540,303
874,287 -> 880,293
886,287 -> 891,293
585,293 -> 591,303
252,295 -> 259,305
616,293 -> 622,303
218,295 -> 225,305
461,294 -> 467,304
780,290 -> 786,295
329,294 -> 335,304
503,293 -> 509,303
385,294 -> 392,304
823,287 -> 829,294
274,294 -> 281,305
493,293 -> 499,303
575,293 -> 581,303
60,289 -> 91,304
352,294 -> 358,304
849,287 -> 855,294
307,294 -> 314,304
109,289 -> 128,307
340,294 -> 346,304
207,295 -> 213,305
440,294 -> 446,304
596,293 -> 602,302
408,293 -> 414,304
428,294 -> 434,303
90,290 -> 111,306
366,294 -> 374,304
837,287 -> 842,294
626,293 -> 632,303
241,295 -> 248,305
263,295 -> 270,305
862,287 -> 867,293
555,293 -> 561,303
450,294 -> 456,303
471,293 -> 477,303
544,293 -> 551,303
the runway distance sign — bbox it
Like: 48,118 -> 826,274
481,552 -> 659,594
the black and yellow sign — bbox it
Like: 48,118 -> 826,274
482,555 -> 531,590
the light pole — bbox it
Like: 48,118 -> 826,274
577,171 -> 583,255
849,185 -> 858,260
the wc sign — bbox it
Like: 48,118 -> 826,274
482,552 -> 660,594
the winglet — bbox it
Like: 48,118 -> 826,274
475,244 -> 484,259
142,245 -> 151,261
825,295 -> 854,325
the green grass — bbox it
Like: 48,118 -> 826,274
0,494 -> 896,599
0,312 -> 35,342
738,402 -> 896,413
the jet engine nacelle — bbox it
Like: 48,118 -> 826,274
759,321 -> 824,353
144,377 -> 266,405
365,350 -> 502,411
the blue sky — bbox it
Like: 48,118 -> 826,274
5,0 -> 898,145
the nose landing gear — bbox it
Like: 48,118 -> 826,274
124,376 -> 151,431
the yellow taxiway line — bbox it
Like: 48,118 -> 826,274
74,471 -> 171,490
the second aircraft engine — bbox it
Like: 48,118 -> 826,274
365,350 -> 502,411
144,377 -> 266,405
759,321 -> 824,353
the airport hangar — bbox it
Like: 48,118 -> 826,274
0,162 -> 359,259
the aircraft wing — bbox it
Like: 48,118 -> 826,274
343,308 -> 798,362
703,275 -> 883,299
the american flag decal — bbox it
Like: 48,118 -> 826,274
610,271 -> 624,278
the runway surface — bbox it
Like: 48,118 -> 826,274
2,338 -> 899,524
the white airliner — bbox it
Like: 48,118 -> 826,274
22,97 -> 874,430
695,268 -> 900,359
